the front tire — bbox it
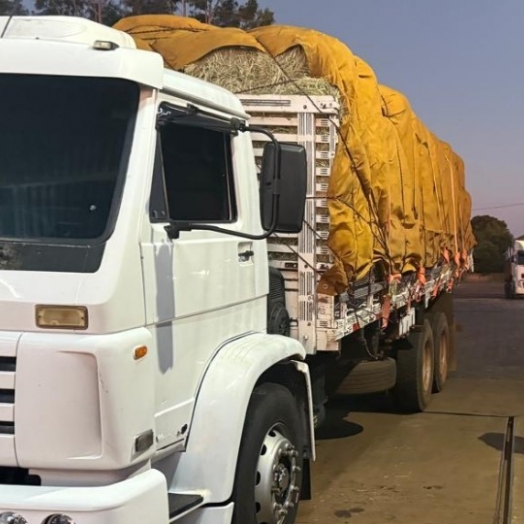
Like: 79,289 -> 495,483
505,280 -> 515,299
232,383 -> 304,524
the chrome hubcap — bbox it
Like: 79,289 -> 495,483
254,425 -> 301,524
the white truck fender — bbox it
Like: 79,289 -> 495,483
166,332 -> 313,504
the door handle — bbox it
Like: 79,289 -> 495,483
238,242 -> 254,262
238,249 -> 254,262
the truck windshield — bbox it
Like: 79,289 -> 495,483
0,75 -> 138,242
517,251 -> 524,265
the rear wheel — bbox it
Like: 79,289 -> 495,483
232,383 -> 304,524
430,312 -> 450,393
393,319 -> 434,412
336,358 -> 397,395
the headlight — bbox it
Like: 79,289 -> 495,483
0,513 -> 28,524
44,516 -> 76,524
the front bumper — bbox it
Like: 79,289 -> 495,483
0,469 -> 168,524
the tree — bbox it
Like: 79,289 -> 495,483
0,0 -> 28,15
471,215 -> 513,274
188,0 -> 274,28
34,0 -> 126,24
30,0 -> 274,31
123,0 -> 179,16
34,0 -> 85,17
237,0 -> 273,28
87,0 -> 126,25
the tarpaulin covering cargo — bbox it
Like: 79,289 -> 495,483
114,15 -> 476,295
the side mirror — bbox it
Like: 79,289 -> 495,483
260,142 -> 307,233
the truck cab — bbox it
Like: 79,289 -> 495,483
505,240 -> 524,298
0,16 -> 314,524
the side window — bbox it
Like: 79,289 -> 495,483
157,122 -> 236,223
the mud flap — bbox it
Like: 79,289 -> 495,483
300,458 -> 312,501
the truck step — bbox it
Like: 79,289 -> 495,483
168,493 -> 204,520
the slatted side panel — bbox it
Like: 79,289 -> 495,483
240,95 -> 339,352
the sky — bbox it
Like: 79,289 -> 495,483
258,0 -> 524,234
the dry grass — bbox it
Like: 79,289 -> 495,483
184,46 -> 341,99
184,46 -> 341,269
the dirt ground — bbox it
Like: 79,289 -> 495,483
297,281 -> 524,524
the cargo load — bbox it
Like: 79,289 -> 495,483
114,15 -> 475,295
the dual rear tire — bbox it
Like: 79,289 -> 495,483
393,312 -> 450,412
430,312 -> 450,393
334,311 -> 451,413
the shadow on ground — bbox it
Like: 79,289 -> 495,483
315,391 -> 405,440
479,432 -> 524,455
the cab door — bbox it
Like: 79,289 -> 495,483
140,100 -> 267,451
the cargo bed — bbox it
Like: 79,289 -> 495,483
240,94 -> 461,354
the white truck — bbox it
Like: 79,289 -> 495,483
504,239 -> 524,298
0,16 -> 461,524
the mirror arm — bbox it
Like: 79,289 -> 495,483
165,221 -> 274,240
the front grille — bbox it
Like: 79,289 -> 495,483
0,466 -> 41,485
0,357 -> 15,372
0,356 -> 15,435
0,390 -> 14,403
0,423 -> 14,435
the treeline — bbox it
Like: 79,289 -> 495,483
0,0 -> 274,29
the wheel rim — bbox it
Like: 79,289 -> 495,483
422,339 -> 433,394
254,424 -> 300,524
439,331 -> 448,383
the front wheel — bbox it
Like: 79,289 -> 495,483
504,281 -> 514,299
232,383 -> 304,524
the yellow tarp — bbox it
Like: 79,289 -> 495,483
114,15 -> 476,293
